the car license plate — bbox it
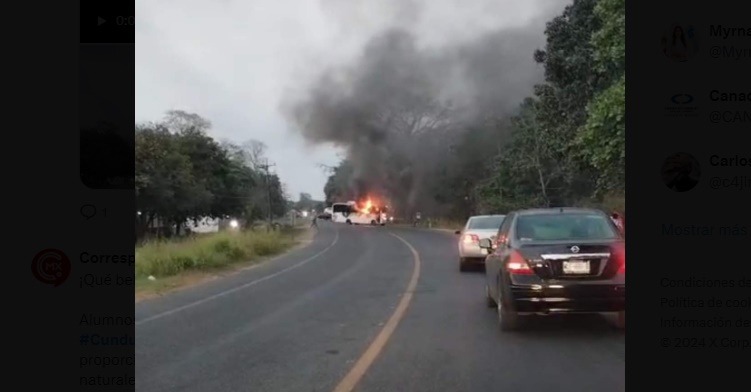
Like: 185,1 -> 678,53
563,260 -> 590,274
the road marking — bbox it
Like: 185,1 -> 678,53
135,228 -> 340,327
332,232 -> 421,392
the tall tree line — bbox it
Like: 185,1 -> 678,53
135,110 -> 287,239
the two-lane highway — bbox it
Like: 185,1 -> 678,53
136,223 -> 624,392
356,227 -> 625,392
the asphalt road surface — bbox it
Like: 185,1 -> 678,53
136,223 -> 625,392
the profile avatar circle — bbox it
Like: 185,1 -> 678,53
670,94 -> 693,105
661,23 -> 699,62
31,249 -> 71,286
662,152 -> 700,192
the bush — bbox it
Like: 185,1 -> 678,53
135,230 -> 296,279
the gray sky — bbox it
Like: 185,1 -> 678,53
135,0 -> 565,201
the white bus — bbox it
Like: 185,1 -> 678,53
331,201 -> 385,226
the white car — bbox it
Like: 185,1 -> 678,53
456,214 -> 506,272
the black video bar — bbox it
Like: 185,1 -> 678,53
81,0 -> 133,44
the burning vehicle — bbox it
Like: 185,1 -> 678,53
330,198 -> 389,226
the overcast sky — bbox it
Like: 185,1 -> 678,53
135,0 -> 565,201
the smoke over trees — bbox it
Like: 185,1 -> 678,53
286,0 -> 625,219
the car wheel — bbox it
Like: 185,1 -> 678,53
615,311 -> 625,330
346,220 -> 352,225
459,258 -> 468,272
497,282 -> 519,331
486,284 -> 496,308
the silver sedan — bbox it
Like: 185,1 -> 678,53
455,214 -> 506,272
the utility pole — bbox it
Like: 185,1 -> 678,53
259,159 -> 276,231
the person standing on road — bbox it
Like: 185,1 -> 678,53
311,214 -> 318,229
611,212 -> 624,234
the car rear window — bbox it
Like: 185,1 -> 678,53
468,216 -> 505,230
515,213 -> 618,241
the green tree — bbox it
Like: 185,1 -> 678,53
266,174 -> 288,218
135,124 -> 211,237
135,111 -> 287,238
577,75 -> 625,194
531,0 -> 603,203
576,0 -> 625,195
475,99 -> 565,211
591,0 -> 625,79
473,0 -> 625,213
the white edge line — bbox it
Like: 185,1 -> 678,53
135,228 -> 340,326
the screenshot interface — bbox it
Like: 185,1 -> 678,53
27,0 -> 748,391
78,1 -> 134,389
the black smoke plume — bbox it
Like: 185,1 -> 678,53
284,1 -> 568,214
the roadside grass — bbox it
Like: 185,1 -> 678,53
135,226 -> 307,299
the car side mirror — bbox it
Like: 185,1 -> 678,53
454,230 -> 461,235
478,238 -> 493,249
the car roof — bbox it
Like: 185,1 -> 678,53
468,214 -> 505,220
512,207 -> 606,216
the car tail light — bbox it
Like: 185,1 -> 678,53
506,250 -> 534,275
612,242 -> 625,273
463,234 -> 479,244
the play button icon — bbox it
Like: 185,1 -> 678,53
98,17 -> 106,26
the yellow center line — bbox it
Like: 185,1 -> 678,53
332,232 -> 422,392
